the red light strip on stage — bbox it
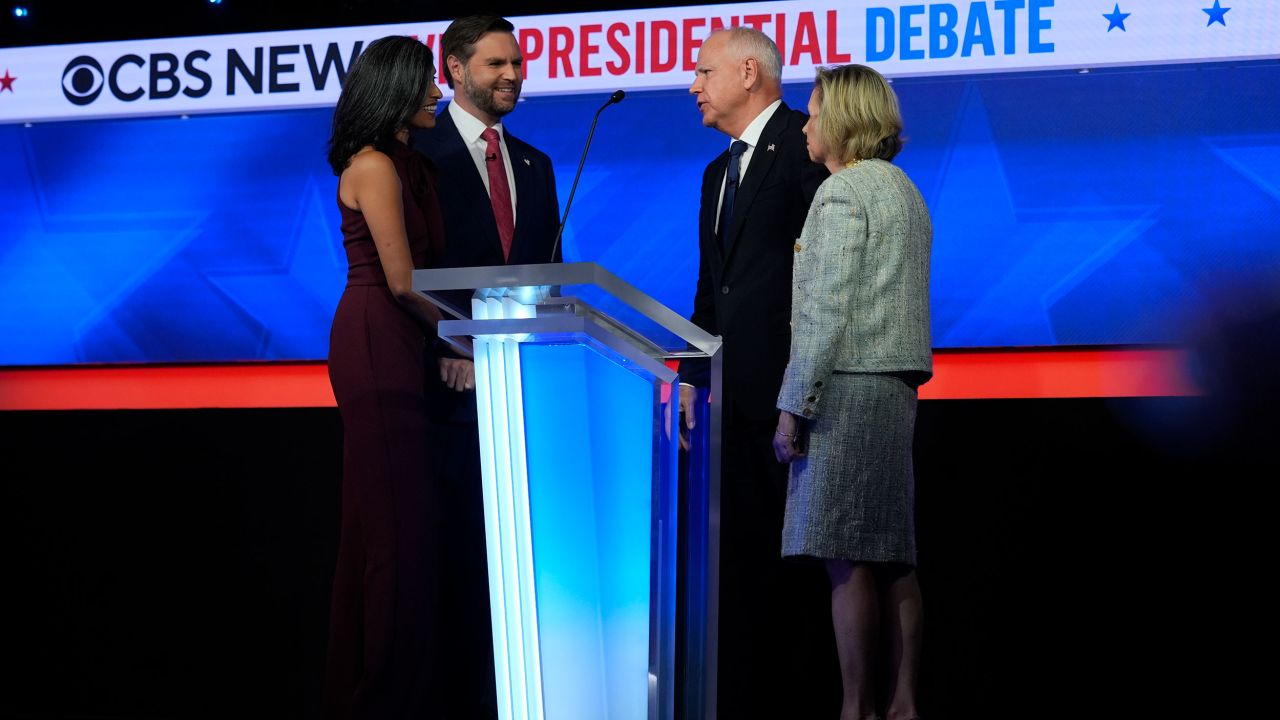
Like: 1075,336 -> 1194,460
917,347 -> 1197,400
0,362 -> 336,411
0,347 -> 1196,411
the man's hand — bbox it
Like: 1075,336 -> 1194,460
663,384 -> 699,451
439,358 -> 475,392
772,410 -> 806,464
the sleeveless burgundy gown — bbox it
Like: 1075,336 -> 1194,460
324,139 -> 446,719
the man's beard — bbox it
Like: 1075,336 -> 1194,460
461,70 -> 520,119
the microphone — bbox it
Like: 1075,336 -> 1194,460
485,152 -> 497,162
550,90 -> 626,262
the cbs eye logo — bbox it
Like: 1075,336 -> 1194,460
62,55 -> 105,105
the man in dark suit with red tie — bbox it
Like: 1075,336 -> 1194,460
411,14 -> 561,720
677,26 -> 831,719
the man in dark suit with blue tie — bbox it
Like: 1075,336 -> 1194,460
411,14 -> 561,720
677,26 -> 831,719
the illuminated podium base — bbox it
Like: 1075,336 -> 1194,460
414,264 -> 723,720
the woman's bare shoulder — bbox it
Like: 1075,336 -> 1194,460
343,146 -> 396,177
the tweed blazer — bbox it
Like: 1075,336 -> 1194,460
777,159 -> 932,420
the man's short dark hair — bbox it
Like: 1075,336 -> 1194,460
441,15 -> 516,89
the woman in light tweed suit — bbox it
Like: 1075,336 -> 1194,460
772,64 -> 931,720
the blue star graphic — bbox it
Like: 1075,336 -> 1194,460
928,87 -> 1158,346
1103,3 -> 1130,32
1203,0 -> 1230,27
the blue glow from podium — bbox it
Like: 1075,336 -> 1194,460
472,297 -> 545,719
522,343 -> 655,719
463,283 -> 679,719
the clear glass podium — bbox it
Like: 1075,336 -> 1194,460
413,263 -> 723,720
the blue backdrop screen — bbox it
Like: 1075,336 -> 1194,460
2,61 -> 1278,365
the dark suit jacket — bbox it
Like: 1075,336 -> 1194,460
412,104 -> 562,272
682,102 -> 829,420
412,104 -> 562,421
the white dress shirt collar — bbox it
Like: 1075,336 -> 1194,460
734,99 -> 783,150
448,99 -> 506,144
714,99 -> 784,234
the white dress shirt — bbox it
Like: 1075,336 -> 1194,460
448,100 -> 518,224
714,99 -> 783,235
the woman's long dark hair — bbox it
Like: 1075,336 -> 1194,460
327,36 -> 435,175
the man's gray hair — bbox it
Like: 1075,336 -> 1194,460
715,26 -> 783,84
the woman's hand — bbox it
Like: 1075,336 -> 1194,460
773,411 -> 806,464
439,358 -> 475,392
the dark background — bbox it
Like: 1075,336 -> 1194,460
1,393 -> 1268,719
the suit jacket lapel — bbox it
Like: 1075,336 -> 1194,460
507,131 -> 537,262
722,102 -> 791,266
704,150 -> 729,266
438,108 -> 505,262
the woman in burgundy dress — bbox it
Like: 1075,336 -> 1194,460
322,36 -> 471,718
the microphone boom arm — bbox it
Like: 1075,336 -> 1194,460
550,89 -> 625,263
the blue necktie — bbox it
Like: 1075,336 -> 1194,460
717,140 -> 749,252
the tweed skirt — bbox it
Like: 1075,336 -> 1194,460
781,372 -> 918,565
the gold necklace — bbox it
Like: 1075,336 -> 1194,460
845,158 -> 862,169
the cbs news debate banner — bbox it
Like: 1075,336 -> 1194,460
2,0 -> 1275,122
1,0 -> 1278,364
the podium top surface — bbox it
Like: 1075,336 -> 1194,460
412,262 -> 720,357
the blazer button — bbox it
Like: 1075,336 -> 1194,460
806,395 -> 817,402
721,285 -> 730,295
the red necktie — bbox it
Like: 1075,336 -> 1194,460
481,127 -> 514,262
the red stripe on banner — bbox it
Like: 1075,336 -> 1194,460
0,348 -> 1196,411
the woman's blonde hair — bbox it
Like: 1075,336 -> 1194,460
814,64 -> 903,163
